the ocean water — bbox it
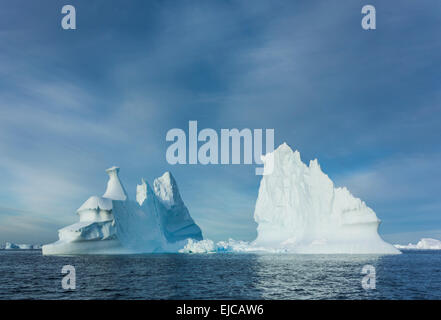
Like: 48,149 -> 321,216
0,250 -> 440,299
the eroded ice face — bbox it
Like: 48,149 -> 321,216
252,143 -> 399,254
43,167 -> 202,255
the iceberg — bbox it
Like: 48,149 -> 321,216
179,239 -> 216,253
3,242 -> 41,250
41,143 -> 398,255
394,238 -> 441,250
131,143 -> 400,255
42,167 -> 202,255
5,242 -> 20,250
249,143 -> 399,254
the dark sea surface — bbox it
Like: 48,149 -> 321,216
0,250 -> 440,299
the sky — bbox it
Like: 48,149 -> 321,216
0,0 -> 440,245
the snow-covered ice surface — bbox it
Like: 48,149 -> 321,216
395,238 -> 441,250
77,196 -> 113,212
42,167 -> 202,255
180,143 -> 399,254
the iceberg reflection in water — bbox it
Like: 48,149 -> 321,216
1,250 -> 440,299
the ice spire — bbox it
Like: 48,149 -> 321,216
153,171 -> 183,209
103,166 -> 127,201
136,178 -> 156,206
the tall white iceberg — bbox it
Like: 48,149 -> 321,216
252,143 -> 399,254
42,167 -> 202,255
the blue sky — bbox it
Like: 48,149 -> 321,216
0,0 -> 440,244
